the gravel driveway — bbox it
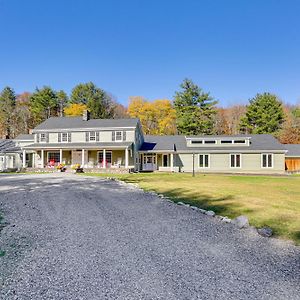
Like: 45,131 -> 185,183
0,173 -> 299,300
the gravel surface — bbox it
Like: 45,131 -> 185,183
0,173 -> 299,300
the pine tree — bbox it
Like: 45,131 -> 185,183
173,79 -> 217,135
239,93 -> 284,134
0,87 -> 16,138
30,86 -> 58,125
70,82 -> 115,119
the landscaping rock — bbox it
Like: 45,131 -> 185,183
177,202 -> 185,206
198,208 -> 206,214
205,210 -> 215,217
257,227 -> 273,237
221,217 -> 232,223
190,206 -> 198,210
232,215 -> 249,229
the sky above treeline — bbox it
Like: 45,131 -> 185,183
0,0 -> 299,107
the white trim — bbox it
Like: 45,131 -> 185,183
198,154 -> 210,168
32,126 -> 136,133
229,153 -> 242,168
261,153 -> 274,168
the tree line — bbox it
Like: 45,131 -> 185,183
0,79 -> 299,143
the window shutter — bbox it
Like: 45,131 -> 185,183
112,131 -> 115,141
46,133 -> 49,143
58,133 -> 61,143
123,131 -> 126,141
68,132 -> 71,143
86,132 -> 89,142
36,134 -> 39,143
96,132 -> 100,142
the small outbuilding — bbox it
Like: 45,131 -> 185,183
0,140 -> 22,172
285,144 -> 300,172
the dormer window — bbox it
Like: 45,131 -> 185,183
204,140 -> 216,144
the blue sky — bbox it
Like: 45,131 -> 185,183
0,0 -> 299,107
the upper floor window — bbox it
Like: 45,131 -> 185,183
39,133 -> 48,143
85,131 -> 100,142
230,154 -> 241,168
112,131 -> 126,142
204,140 -> 216,144
58,132 -> 71,143
262,153 -> 273,168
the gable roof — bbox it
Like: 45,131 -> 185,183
285,144 -> 300,157
15,134 -> 34,141
140,134 -> 286,153
33,117 -> 139,131
0,140 -> 21,153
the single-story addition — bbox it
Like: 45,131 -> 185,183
284,144 -> 300,172
139,134 -> 287,174
0,139 -> 22,171
12,111 -> 290,174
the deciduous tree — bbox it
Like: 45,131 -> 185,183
70,82 -> 115,119
64,103 -> 87,116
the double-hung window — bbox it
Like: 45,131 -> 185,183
230,154 -> 241,168
199,154 -> 210,168
112,131 -> 126,142
262,153 -> 273,168
116,131 -> 122,141
58,132 -> 71,143
40,133 -> 46,142
89,132 -> 96,141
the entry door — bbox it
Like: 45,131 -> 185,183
72,150 -> 82,165
143,155 -> 156,171
162,154 -> 169,167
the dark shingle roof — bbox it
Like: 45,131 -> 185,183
24,142 -> 133,149
33,117 -> 139,131
140,134 -> 286,152
285,144 -> 300,157
15,134 -> 34,141
0,140 -> 21,153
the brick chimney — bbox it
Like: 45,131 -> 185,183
82,110 -> 90,121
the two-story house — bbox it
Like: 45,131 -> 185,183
18,111 -> 143,171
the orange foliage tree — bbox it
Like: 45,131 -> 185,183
128,97 -> 177,135
64,103 -> 87,116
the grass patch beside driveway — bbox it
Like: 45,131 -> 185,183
83,172 -> 300,245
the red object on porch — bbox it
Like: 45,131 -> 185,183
49,159 -> 55,167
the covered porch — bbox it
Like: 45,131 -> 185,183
139,152 -> 179,172
23,147 -> 134,171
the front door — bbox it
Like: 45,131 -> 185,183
143,155 -> 156,171
72,150 -> 82,165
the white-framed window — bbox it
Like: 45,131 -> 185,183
40,133 -> 46,142
89,132 -> 96,141
261,153 -> 273,168
116,131 -> 122,141
199,154 -> 210,168
230,154 -> 241,168
98,151 -> 112,165
47,152 -> 60,163
58,132 -> 71,143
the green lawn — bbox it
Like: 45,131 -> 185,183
84,172 -> 300,245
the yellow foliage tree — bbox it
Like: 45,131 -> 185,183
64,103 -> 87,116
128,97 -> 177,135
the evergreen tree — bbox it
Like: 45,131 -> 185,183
173,79 -> 217,135
57,90 -> 68,117
70,82 -> 115,119
0,86 -> 16,138
239,93 -> 284,134
30,86 -> 58,125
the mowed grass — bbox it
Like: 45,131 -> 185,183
84,172 -> 300,245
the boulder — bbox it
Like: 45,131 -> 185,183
232,215 -> 249,229
205,210 -> 215,217
198,208 -> 207,214
257,227 -> 273,237
221,217 -> 231,223
190,206 -> 198,210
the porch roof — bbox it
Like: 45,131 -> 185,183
23,142 -> 133,150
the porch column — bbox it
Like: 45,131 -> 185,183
170,153 -> 174,172
41,150 -> 44,168
59,149 -> 63,164
125,148 -> 129,168
82,149 -> 85,167
22,150 -> 26,168
103,149 -> 106,168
